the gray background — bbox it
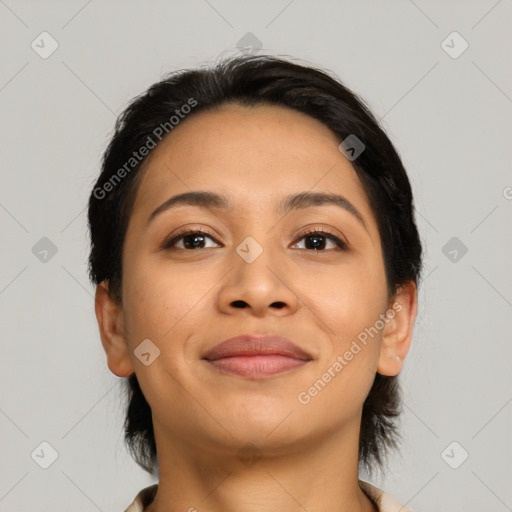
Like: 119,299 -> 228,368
1,1 -> 511,510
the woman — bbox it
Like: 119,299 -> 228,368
88,54 -> 422,512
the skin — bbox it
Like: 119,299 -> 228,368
95,102 -> 418,512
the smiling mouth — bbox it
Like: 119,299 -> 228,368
202,334 -> 313,379
204,355 -> 310,378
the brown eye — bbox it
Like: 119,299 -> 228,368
163,229 -> 220,250
293,229 -> 347,251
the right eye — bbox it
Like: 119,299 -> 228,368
162,229 -> 222,250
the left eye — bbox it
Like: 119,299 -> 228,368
293,229 -> 346,251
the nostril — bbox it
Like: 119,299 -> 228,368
231,300 -> 286,309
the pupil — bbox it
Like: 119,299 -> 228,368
307,235 -> 325,250
185,234 -> 204,249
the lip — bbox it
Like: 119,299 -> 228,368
202,334 -> 313,378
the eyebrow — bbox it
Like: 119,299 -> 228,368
146,190 -> 368,232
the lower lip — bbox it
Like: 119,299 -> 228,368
205,355 -> 309,378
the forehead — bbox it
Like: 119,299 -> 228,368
129,102 -> 374,226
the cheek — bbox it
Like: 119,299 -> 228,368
301,257 -> 388,334
121,253 -> 237,378
121,253 -> 207,346
300,268 -> 387,401
295,268 -> 386,414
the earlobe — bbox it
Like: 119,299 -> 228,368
94,281 -> 134,378
376,281 -> 418,377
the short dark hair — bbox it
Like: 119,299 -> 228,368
87,54 -> 423,479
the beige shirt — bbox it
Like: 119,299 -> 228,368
124,480 -> 412,512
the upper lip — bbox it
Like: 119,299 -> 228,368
203,334 -> 313,361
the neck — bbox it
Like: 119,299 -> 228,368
145,417 -> 378,512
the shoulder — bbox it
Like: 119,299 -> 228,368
125,481 -> 412,512
359,480 -> 413,512
123,483 -> 158,512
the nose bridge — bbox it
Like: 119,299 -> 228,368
232,231 -> 281,288
218,228 -> 297,314
231,207 -> 278,266
235,234 -> 268,265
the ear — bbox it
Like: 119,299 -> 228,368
376,281 -> 418,377
95,281 -> 134,377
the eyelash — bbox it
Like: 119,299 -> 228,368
162,227 -> 347,251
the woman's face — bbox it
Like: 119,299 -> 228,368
111,103 -> 401,454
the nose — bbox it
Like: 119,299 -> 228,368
216,242 -> 300,318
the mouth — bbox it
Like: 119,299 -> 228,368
202,334 -> 313,379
